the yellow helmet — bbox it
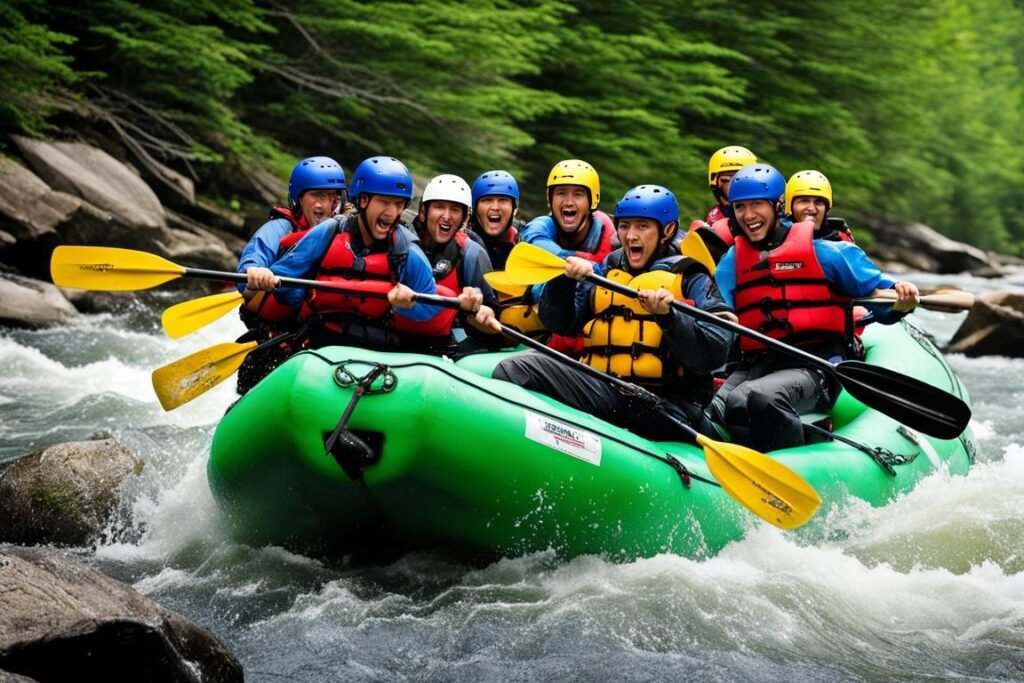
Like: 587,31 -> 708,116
784,170 -> 833,214
708,146 -> 757,186
546,159 -> 600,209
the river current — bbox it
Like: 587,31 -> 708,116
2,270 -> 1024,682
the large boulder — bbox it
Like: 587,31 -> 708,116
864,218 -> 1004,276
0,157 -> 113,279
0,545 -> 243,682
0,437 -> 143,546
0,272 -> 78,329
946,291 -> 1024,357
12,137 -> 165,231
2,140 -> 240,278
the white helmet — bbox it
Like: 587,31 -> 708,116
420,174 -> 472,215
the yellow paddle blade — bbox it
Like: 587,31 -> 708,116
151,341 -> 257,410
50,245 -> 185,291
483,270 -> 529,296
500,243 -> 570,286
697,434 -> 822,530
680,230 -> 716,276
162,291 -> 244,339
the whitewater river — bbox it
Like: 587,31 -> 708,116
3,270 -> 1024,682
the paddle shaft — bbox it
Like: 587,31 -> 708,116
182,268 -> 462,310
853,292 -> 974,313
584,272 -> 970,438
584,272 -> 833,371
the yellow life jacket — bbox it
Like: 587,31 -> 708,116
581,268 -> 685,383
497,294 -> 547,336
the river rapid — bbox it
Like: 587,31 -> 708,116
2,271 -> 1024,682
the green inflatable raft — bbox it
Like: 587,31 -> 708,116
208,320 -> 975,560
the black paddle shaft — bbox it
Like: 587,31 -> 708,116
182,267 -> 462,309
586,273 -> 971,440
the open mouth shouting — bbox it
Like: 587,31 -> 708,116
483,211 -> 505,235
743,217 -> 769,242
626,242 -> 648,267
559,206 -> 581,231
434,217 -> 455,243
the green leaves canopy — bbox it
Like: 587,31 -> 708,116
5,0 -> 1023,251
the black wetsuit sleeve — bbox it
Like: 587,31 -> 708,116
537,276 -> 593,336
659,272 -> 735,374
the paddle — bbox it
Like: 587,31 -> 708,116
153,287 -> 468,409
50,245 -> 466,337
680,229 -> 717,275
853,288 -> 975,313
162,291 -> 246,339
152,337 -> 268,411
499,242 -> 972,440
492,322 -> 821,530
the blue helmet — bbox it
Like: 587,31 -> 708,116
350,156 -> 414,204
614,185 -> 679,234
471,170 -> 520,207
288,156 -> 346,205
727,163 -> 786,206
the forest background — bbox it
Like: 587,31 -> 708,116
3,0 -> 1023,253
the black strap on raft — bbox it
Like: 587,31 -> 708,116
324,361 -> 396,481
801,421 -> 918,477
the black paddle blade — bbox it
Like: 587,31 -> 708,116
835,360 -> 971,440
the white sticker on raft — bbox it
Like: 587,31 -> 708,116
525,411 -> 602,466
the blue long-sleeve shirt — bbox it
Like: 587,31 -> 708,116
518,214 -> 608,260
264,217 -> 443,322
236,217 -> 295,294
715,233 -> 902,324
518,214 -> 613,303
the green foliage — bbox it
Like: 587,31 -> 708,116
5,0 -> 1024,252
0,3 -> 78,135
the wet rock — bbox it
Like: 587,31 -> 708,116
0,545 -> 243,683
864,218 -> 1003,276
0,438 -> 143,546
0,156 -> 109,279
0,272 -> 77,329
5,139 -> 238,276
12,136 -> 165,230
946,291 -> 1024,357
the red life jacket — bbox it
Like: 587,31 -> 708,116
706,204 -> 726,224
734,221 -> 852,353
709,218 -> 735,249
243,208 -> 312,324
577,211 -> 616,263
549,215 -> 617,354
300,220 -> 457,337
820,216 -> 856,244
269,206 -> 308,232
685,218 -> 735,267
428,231 -> 470,294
